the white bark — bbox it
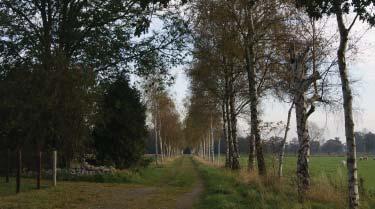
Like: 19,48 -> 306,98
210,114 -> 215,163
154,112 -> 159,165
158,109 -> 164,162
335,5 -> 359,208
218,137 -> 221,165
207,132 -> 210,161
278,103 -> 294,178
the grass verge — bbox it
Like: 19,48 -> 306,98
194,157 -> 375,209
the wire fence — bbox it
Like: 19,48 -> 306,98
0,149 -> 58,193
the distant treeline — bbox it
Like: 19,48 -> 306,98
145,130 -> 375,156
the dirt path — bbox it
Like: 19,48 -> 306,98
175,161 -> 204,209
76,185 -> 159,209
75,157 -> 204,209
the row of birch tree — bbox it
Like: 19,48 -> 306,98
184,0 -> 375,208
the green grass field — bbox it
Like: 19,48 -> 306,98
279,156 -> 375,190
216,155 -> 375,191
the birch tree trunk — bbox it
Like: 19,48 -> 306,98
201,141 -> 203,158
202,142 -> 204,158
229,90 -> 240,170
200,142 -> 203,158
210,115 -> 215,163
154,106 -> 159,165
222,101 -> 230,167
203,140 -> 206,159
278,103 -> 294,178
218,136 -> 221,165
248,133 -> 255,171
212,136 -> 215,163
225,97 -> 233,168
207,132 -> 211,161
295,89 -> 311,202
246,44 -> 266,175
288,41 -> 317,201
158,112 -> 164,162
335,6 -> 359,208
159,133 -> 164,162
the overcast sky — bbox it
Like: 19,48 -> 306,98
166,20 -> 375,142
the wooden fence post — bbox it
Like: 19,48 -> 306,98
37,151 -> 42,189
53,150 -> 57,186
16,149 -> 21,194
6,149 -> 10,183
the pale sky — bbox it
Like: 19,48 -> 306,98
166,22 -> 375,142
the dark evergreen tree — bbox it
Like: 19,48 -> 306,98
93,74 -> 147,168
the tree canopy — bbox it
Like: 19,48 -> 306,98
296,0 -> 375,25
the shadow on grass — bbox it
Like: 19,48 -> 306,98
0,178 -> 50,196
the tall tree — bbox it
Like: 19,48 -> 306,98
157,92 -> 184,158
217,0 -> 288,175
269,5 -> 339,199
0,58 -> 96,167
296,1 -> 375,208
190,0 -> 252,169
0,0 -> 188,168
